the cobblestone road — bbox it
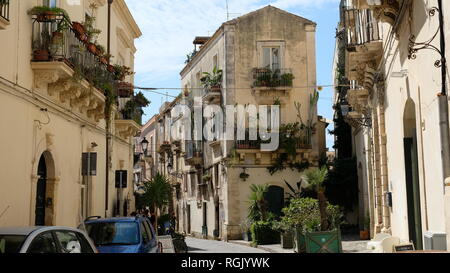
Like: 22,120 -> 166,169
186,237 -> 269,253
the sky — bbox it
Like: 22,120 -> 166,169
125,0 -> 340,149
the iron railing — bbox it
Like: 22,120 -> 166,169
31,14 -> 116,97
342,7 -> 381,48
0,0 -> 9,22
235,127 -> 312,150
252,68 -> 294,88
185,141 -> 203,159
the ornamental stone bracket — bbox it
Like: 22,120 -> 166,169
32,62 -> 106,123
115,120 -> 142,141
354,0 -> 400,26
252,87 -> 291,105
0,16 -> 10,30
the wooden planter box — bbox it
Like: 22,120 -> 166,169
281,231 -> 294,249
304,230 -> 342,253
293,229 -> 306,253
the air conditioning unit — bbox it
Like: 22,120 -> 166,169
424,232 -> 447,251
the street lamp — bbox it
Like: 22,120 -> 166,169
141,137 -> 149,156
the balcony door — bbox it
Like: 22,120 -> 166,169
263,47 -> 280,70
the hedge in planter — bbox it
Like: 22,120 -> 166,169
250,221 -> 280,245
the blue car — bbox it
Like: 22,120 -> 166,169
82,216 -> 161,253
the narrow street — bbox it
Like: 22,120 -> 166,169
185,237 -> 269,253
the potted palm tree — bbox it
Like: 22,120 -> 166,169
201,66 -> 223,92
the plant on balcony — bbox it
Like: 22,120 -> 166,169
121,92 -> 150,125
252,68 -> 295,88
32,30 -> 51,61
201,66 -> 223,91
28,6 -> 69,22
185,50 -> 197,64
202,174 -> 212,183
117,82 -> 134,97
113,65 -> 135,81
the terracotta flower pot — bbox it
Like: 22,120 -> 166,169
107,65 -> 115,73
99,57 -> 108,65
211,85 -> 221,92
33,50 -> 50,61
360,230 -> 370,240
36,11 -> 57,22
87,43 -> 98,55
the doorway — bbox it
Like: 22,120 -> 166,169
265,186 -> 284,218
35,155 -> 47,226
187,204 -> 191,234
403,100 -> 423,250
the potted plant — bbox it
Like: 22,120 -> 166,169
202,174 -> 212,183
113,65 -> 135,81
360,214 -> 371,240
201,66 -> 223,92
28,6 -> 68,22
273,221 -> 294,249
72,21 -> 88,42
240,219 -> 253,242
32,30 -> 51,61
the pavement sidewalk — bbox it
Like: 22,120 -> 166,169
229,236 -> 373,253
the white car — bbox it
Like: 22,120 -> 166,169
0,226 -> 98,254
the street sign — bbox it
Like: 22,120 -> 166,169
82,153 -> 97,176
115,170 -> 128,188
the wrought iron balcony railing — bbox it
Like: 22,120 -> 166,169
0,0 -> 9,22
235,127 -> 312,150
185,141 -> 203,159
31,14 -> 116,96
252,68 -> 294,88
342,7 -> 381,48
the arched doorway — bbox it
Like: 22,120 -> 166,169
403,99 -> 423,249
265,186 -> 285,218
35,152 -> 56,226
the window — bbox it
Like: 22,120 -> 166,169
140,222 -> 149,244
85,222 -> 139,246
0,235 -> 27,254
213,55 -> 218,70
44,0 -> 58,8
142,220 -> 154,241
55,231 -> 82,253
263,47 -> 280,70
27,232 -> 58,254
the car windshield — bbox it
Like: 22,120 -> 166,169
85,222 -> 139,246
0,235 -> 27,254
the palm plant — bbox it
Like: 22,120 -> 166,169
303,167 -> 329,231
143,173 -> 172,235
248,184 -> 269,222
200,66 -> 223,89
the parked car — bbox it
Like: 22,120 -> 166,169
82,216 -> 161,253
0,226 -> 98,254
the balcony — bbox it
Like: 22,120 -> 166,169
251,68 -> 294,100
0,0 -> 10,29
158,141 -> 172,154
31,14 -> 114,123
352,0 -> 400,25
185,141 -> 203,166
202,87 -> 221,105
341,7 -> 382,86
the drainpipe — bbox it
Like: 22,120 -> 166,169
105,0 -> 113,217
437,0 -> 450,183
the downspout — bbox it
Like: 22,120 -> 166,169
437,0 -> 450,183
105,0 -> 114,217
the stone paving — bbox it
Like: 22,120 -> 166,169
187,235 -> 374,253
185,237 -> 269,253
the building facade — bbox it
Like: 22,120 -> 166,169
334,0 -> 450,250
154,6 -> 328,240
0,0 -> 142,227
